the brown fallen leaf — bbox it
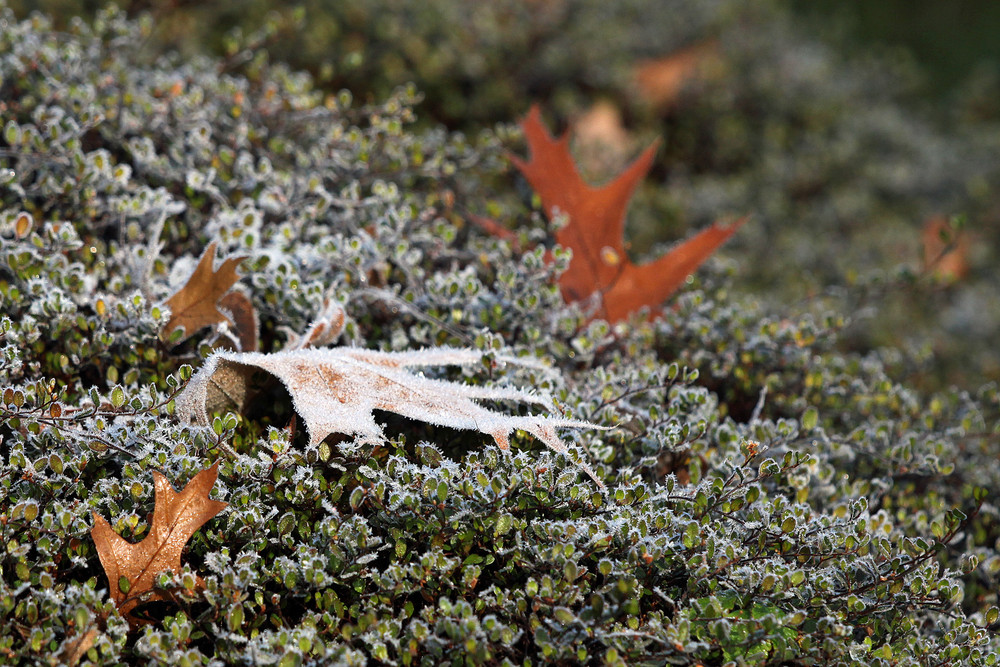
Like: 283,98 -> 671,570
162,242 -> 248,344
50,626 -> 98,667
217,288 -> 259,352
176,347 -> 606,487
508,105 -> 746,322
922,215 -> 969,283
633,40 -> 717,111
286,298 -> 346,350
572,99 -> 634,174
91,463 -> 227,628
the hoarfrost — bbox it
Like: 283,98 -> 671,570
176,346 -> 606,487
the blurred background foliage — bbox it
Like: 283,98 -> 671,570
790,0 -> 1000,111
9,0 -> 1000,392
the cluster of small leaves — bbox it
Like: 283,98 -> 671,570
9,0 -> 730,129
2,5 -> 1000,665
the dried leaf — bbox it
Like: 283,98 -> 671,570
177,347 -> 605,486
287,299 -> 346,350
633,40 -> 717,110
90,464 -> 227,628
922,215 -> 969,283
217,289 -> 259,352
572,100 -> 634,174
50,626 -> 97,667
510,105 -> 746,322
162,242 -> 248,343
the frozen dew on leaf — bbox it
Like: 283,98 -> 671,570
176,346 -> 606,487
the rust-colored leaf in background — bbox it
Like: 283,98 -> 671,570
922,215 -> 969,283
571,99 -> 634,175
509,105 -> 746,322
633,40 -> 717,111
162,242 -> 248,343
90,464 -> 227,627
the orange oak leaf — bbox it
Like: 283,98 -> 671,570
509,105 -> 746,322
90,463 -> 227,627
162,242 -> 248,343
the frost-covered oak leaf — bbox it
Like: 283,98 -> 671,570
162,242 -> 248,343
90,463 -> 227,628
176,347 -> 605,487
508,104 -> 746,322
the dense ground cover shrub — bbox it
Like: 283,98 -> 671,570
2,5 -> 1000,665
17,0 -> 1000,388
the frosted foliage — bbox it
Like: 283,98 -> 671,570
177,347 -> 605,486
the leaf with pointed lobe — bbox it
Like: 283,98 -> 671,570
507,104 -> 746,322
162,242 -> 248,344
90,463 -> 228,628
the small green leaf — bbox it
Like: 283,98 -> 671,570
801,407 -> 818,431
4,120 -> 20,145
349,486 -> 365,510
554,606 -> 575,624
228,603 -> 244,631
495,514 -> 513,536
684,521 -> 700,548
872,643 -> 893,659
931,520 -> 945,540
986,606 -> 999,625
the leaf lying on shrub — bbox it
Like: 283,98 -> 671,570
507,104 -> 746,322
922,215 -> 969,283
633,40 -> 717,110
90,464 -> 228,628
162,242 -> 248,344
216,289 -> 259,352
176,347 -> 605,486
